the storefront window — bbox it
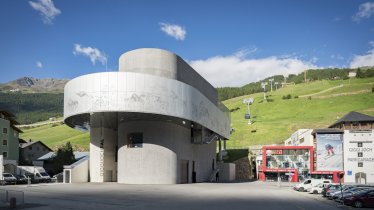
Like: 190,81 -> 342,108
266,149 -> 310,172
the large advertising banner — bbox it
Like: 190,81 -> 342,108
316,134 -> 343,171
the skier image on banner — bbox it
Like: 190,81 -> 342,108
325,143 -> 335,156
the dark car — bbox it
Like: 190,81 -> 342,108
343,189 -> 374,208
333,187 -> 372,201
24,173 -> 39,184
15,174 -> 28,184
322,184 -> 339,197
326,184 -> 344,198
2,173 -> 17,184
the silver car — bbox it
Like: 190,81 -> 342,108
2,173 -> 17,184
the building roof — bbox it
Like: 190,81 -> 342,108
19,138 -> 27,143
329,111 -> 374,128
20,140 -> 53,151
311,129 -> 344,135
0,110 -> 15,118
37,151 -> 89,161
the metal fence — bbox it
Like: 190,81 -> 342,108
0,189 -> 24,206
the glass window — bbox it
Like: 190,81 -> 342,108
128,133 -> 143,148
2,151 -> 7,158
358,142 -> 363,147
358,162 -> 363,167
299,138 -> 304,144
2,139 -> 7,146
358,152 -> 363,157
2,128 -> 7,134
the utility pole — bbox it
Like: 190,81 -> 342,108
269,79 -> 274,92
261,82 -> 267,101
304,70 -> 307,83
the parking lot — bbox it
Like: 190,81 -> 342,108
1,181 -> 369,210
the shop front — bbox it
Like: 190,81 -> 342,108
260,146 -> 313,182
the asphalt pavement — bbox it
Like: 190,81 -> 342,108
0,181 -> 368,210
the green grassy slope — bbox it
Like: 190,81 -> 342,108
20,123 -> 89,151
223,78 -> 374,148
19,78 -> 374,151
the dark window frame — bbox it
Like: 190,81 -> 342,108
358,162 -> 363,167
2,139 -> 7,146
128,133 -> 143,148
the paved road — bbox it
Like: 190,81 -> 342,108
0,181 -> 366,210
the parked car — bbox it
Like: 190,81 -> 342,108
52,172 -> 63,183
322,184 -> 339,197
294,179 -> 331,192
2,173 -> 17,184
333,187 -> 372,201
308,183 -> 329,194
14,174 -> 28,184
343,189 -> 374,208
24,173 -> 39,184
328,185 -> 355,199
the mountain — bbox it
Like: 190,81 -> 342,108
0,77 -> 68,93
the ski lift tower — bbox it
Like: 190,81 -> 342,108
269,79 -> 274,92
274,82 -> 279,91
243,97 -> 254,125
261,82 -> 268,101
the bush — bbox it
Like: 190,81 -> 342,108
282,94 -> 292,100
294,96 -> 299,99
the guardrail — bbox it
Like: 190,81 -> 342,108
0,189 -> 24,206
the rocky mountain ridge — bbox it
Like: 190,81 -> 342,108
0,77 -> 68,93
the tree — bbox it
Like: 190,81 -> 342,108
50,142 -> 76,174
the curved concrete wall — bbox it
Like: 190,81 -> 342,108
117,121 -> 216,184
64,72 -> 230,138
119,48 -> 218,104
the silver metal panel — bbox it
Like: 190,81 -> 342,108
64,72 -> 230,138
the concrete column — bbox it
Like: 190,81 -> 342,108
89,113 -> 118,182
219,139 -> 222,161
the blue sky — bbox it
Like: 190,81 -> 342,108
1,0 -> 374,87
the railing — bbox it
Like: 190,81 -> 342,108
0,189 -> 24,206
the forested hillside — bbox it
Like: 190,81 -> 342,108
217,67 -> 374,101
0,92 -> 63,124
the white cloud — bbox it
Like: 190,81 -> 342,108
73,44 -> 107,65
159,22 -> 186,41
36,61 -> 43,68
350,43 -> 374,68
190,50 -> 318,87
353,2 -> 374,22
29,0 -> 61,24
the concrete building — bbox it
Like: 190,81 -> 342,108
329,112 -> 374,184
64,48 -> 231,184
0,110 -> 22,173
284,129 -> 313,146
280,111 -> 374,184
